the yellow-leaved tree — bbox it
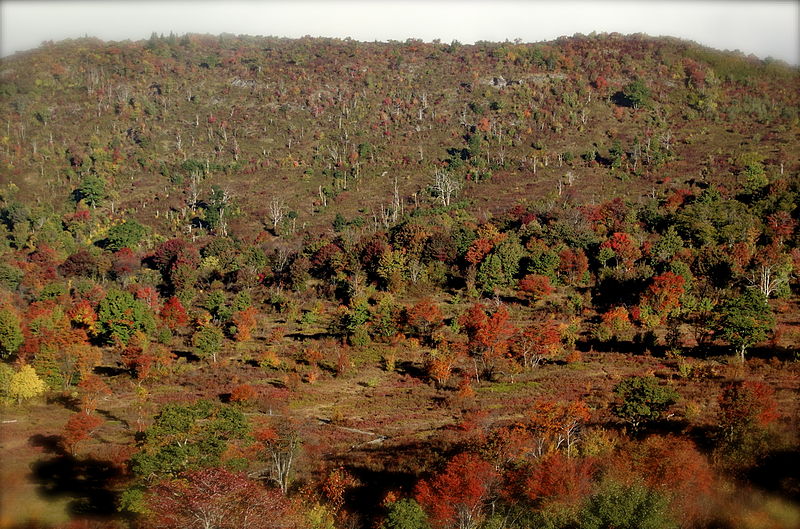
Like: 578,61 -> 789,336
8,364 -> 46,404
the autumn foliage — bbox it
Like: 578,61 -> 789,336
0,33 -> 796,529
406,297 -> 444,344
517,274 -> 554,301
62,411 -> 104,455
459,304 -> 517,381
146,467 -> 292,529
513,318 -> 562,368
231,306 -> 258,342
415,453 -> 498,529
521,452 -> 596,508
159,296 -> 189,330
717,380 -> 779,439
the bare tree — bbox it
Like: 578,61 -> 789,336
431,169 -> 461,207
254,418 -> 301,495
750,262 -> 789,299
268,197 -> 286,234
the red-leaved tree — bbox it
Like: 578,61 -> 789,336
522,451 -> 595,508
717,380 -> 779,441
160,296 -> 189,331
558,248 -> 589,285
517,274 -> 554,303
513,319 -> 562,369
459,304 -> 517,382
415,453 -> 498,529
62,411 -> 104,455
638,271 -> 685,327
600,232 -> 641,271
77,374 -> 112,413
406,297 -> 445,345
146,467 -> 292,529
627,435 -> 715,527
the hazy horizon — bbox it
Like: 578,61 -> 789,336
2,1 -> 798,65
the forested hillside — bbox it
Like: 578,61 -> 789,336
0,33 -> 798,529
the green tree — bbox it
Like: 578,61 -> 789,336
673,190 -> 756,247
579,481 -> 677,529
8,364 -> 47,404
651,226 -> 683,263
476,254 -> 505,294
526,241 -> 560,280
715,289 -> 774,362
0,308 -> 23,359
613,376 -> 678,432
382,499 -> 431,529
377,248 -> 408,292
203,185 -> 232,234
0,263 -> 24,291
620,80 -> 651,109
477,235 -> 525,294
203,290 -> 228,321
129,400 -> 249,481
73,174 -> 107,207
494,234 -> 525,282
192,324 -> 224,362
738,152 -> 768,197
96,288 -> 156,345
105,219 -> 147,251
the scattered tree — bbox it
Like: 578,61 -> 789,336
415,453 -> 497,529
193,324 -> 224,362
459,304 -> 517,382
62,411 -> 104,455
252,417 -> 302,494
8,364 -> 46,404
146,467 -> 291,529
715,289 -> 774,362
513,319 -> 562,369
431,169 -> 461,207
612,376 -> 678,432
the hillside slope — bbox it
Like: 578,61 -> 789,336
1,33 -> 797,240
0,34 -> 799,529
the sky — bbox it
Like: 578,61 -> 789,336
1,1 -> 798,65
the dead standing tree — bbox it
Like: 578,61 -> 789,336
268,197 -> 286,235
431,168 -> 461,207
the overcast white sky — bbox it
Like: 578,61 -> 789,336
1,1 -> 798,65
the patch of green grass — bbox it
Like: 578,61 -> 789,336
350,346 -> 384,368
566,361 -> 590,370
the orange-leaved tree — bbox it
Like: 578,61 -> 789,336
406,297 -> 444,345
637,271 -> 686,328
231,306 -> 258,342
252,417 -> 302,494
526,399 -> 592,458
